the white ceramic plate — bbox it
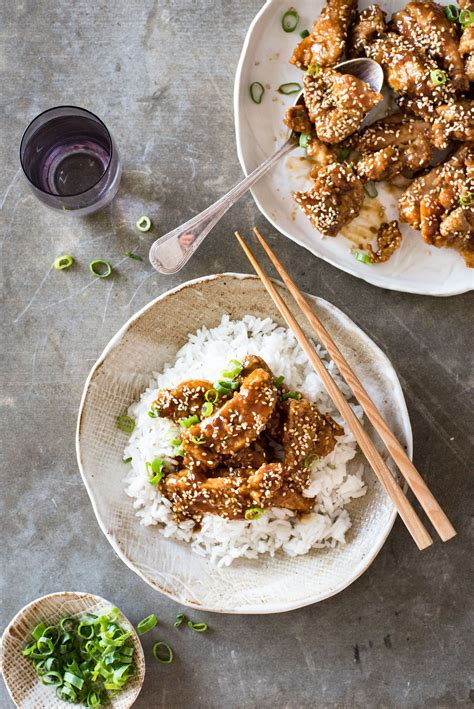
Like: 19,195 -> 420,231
76,274 -> 412,614
234,0 -> 474,296
0,592 -> 145,709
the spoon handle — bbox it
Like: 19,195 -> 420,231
149,137 -> 295,274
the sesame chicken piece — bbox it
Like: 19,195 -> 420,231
392,0 -> 469,94
245,463 -> 286,505
459,23 -> 474,81
270,487 -> 315,513
347,4 -> 387,57
302,69 -> 383,144
306,136 -> 337,164
224,441 -> 268,476
355,114 -> 433,181
368,221 -> 403,263
153,379 -> 213,421
284,104 -> 313,134
165,469 -> 247,521
431,100 -> 474,149
294,163 -> 365,236
290,0 -> 358,69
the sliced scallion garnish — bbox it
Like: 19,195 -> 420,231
282,391 -> 302,401
274,375 -> 285,388
190,435 -> 205,445
307,63 -> 321,76
299,132 -> 311,149
53,255 -> 74,270
153,641 -> 173,664
89,259 -> 112,278
146,458 -> 164,485
430,69 -> 447,85
304,452 -> 320,468
187,621 -> 209,632
353,250 -> 372,264
244,507 -> 265,521
277,82 -> 302,95
444,4 -> 459,21
123,456 -> 132,464
249,81 -> 265,104
116,415 -> 135,433
136,216 -> 152,232
137,614 -> 158,635
201,401 -> 213,417
222,359 -> 243,379
460,8 -> 474,27
281,7 -> 299,32
459,192 -> 474,206
300,28 -> 310,38
179,414 -> 200,428
175,613 -> 186,628
364,181 -> 378,198
205,389 -> 219,404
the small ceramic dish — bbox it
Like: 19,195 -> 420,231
76,274 -> 412,613
0,592 -> 145,709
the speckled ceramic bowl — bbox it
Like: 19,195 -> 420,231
0,592 -> 145,709
76,273 -> 412,613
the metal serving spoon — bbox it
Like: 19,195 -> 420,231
149,58 -> 384,275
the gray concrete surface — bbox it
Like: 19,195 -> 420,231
1,1 -> 473,707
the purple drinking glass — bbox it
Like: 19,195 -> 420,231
20,106 -> 121,216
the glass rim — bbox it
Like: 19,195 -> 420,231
19,105 -> 114,198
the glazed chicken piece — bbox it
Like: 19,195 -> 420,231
302,69 -> 383,144
392,0 -> 469,94
153,379 -> 213,421
183,368 -> 277,458
367,221 -> 403,263
431,100 -> 474,149
290,0 -> 357,69
284,104 -> 313,134
284,100 -> 340,165
348,4 -> 387,57
399,145 -> 474,266
294,163 -> 365,236
355,114 -> 433,181
224,441 -> 268,476
282,397 -> 344,489
459,0 -> 474,81
164,469 -> 247,520
366,33 -> 456,115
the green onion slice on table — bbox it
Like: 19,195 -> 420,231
137,614 -> 158,635
277,82 -> 302,95
136,215 -> 152,232
249,81 -> 265,104
281,7 -> 299,32
174,613 -> 186,628
187,621 -> 209,632
89,259 -> 112,278
430,69 -> 447,85
116,415 -> 135,433
53,255 -> 74,270
153,641 -> 174,664
353,250 -> 372,264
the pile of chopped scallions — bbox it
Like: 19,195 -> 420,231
22,609 -> 136,707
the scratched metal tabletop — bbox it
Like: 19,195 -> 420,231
1,2 -> 473,707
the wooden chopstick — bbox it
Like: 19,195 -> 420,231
251,227 -> 456,544
235,230 -> 433,550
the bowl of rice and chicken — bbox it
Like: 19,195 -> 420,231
77,273 -> 411,613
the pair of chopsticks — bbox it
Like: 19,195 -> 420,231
235,228 -> 456,550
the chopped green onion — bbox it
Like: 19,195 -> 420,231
307,63 -> 321,76
430,69 -> 447,85
146,458 -> 164,485
300,28 -> 310,38
222,359 -> 243,379
122,456 -> 132,464
205,389 -> 219,403
190,435 -> 205,445
274,375 -> 285,388
459,192 -> 474,206
201,401 -> 214,417
364,181 -> 378,198
153,641 -> 173,664
304,452 -> 320,468
337,147 -> 351,163
299,132 -> 311,148
187,621 -> 208,633
171,438 -> 181,446
281,7 -> 299,32
347,162 -> 354,171
124,251 -> 143,260
116,415 -> 135,433
41,671 -> 62,686
32,623 -> 47,641
249,81 -> 265,104
178,414 -> 200,428
53,255 -> 74,270
136,216 -> 152,232
444,4 -> 459,21
174,613 -> 186,628
214,380 -> 232,395
277,82 -> 302,95
148,409 -> 159,418
282,391 -> 302,401
460,8 -> 474,27
137,614 -> 158,635
244,507 -> 265,521
89,259 -> 112,278
172,439 -> 184,457
354,250 -> 372,264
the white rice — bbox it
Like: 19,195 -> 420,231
123,314 -> 366,567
